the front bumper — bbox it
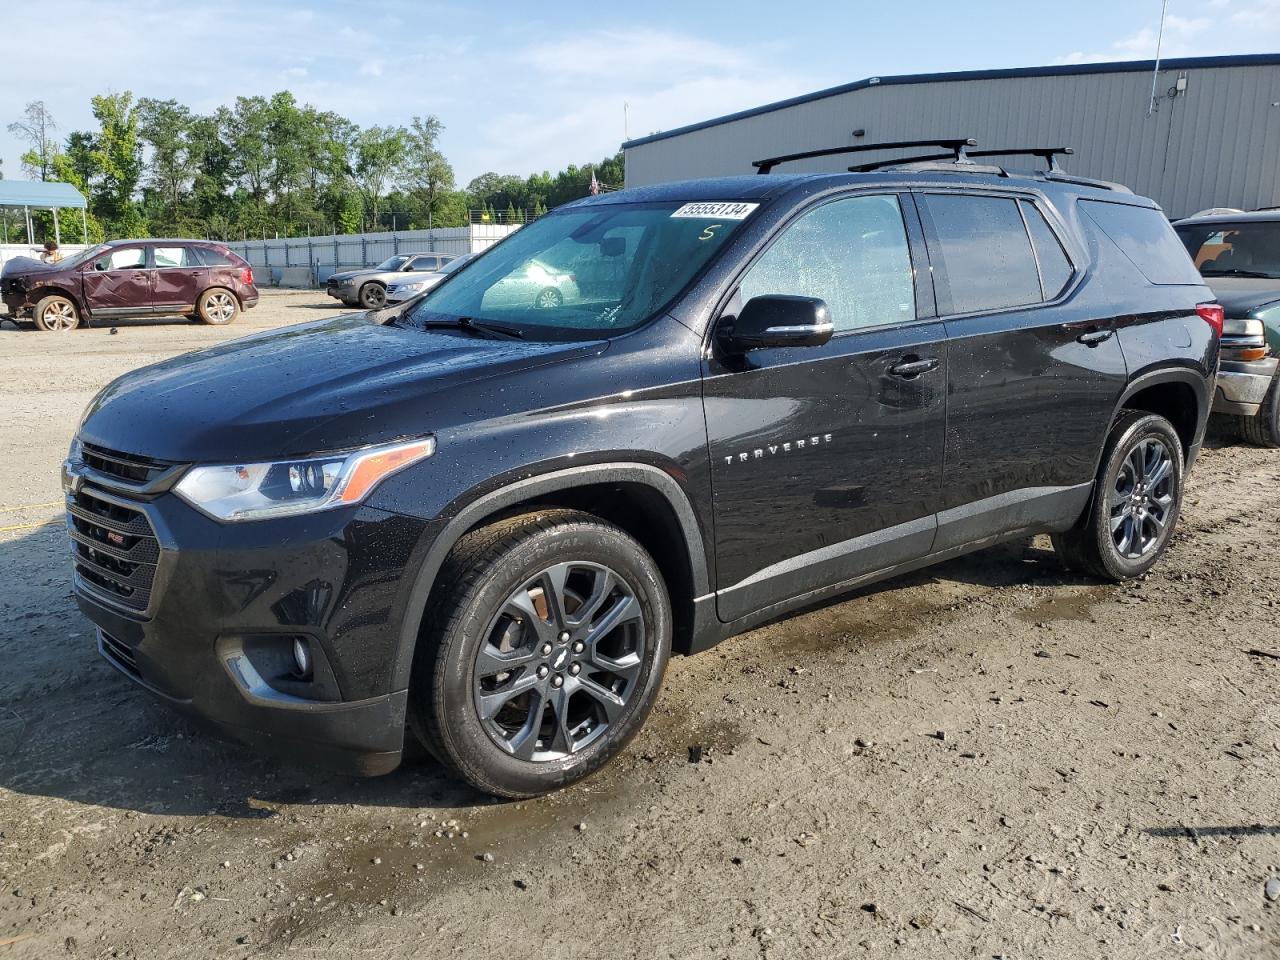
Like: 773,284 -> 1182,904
66,466 -> 431,776
1213,357 -> 1278,417
326,282 -> 355,302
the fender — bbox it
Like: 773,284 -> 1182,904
1112,364 -> 1211,461
389,462 -> 711,691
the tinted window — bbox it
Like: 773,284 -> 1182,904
1174,221 -> 1280,280
194,246 -> 235,267
1020,201 -> 1074,298
95,248 -> 146,271
1080,200 -> 1202,285
924,194 -> 1041,314
408,256 -> 440,271
153,246 -> 195,268
738,194 -> 915,333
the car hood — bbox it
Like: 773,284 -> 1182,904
1203,276 -> 1280,317
80,313 -> 607,462
327,269 -> 375,283
1,256 -> 54,279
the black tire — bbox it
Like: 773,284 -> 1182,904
32,295 -> 80,332
358,282 -> 386,309
1052,411 -> 1184,581
408,509 -> 671,798
1235,376 -> 1280,448
534,287 -> 562,309
197,288 -> 240,325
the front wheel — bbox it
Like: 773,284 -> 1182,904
534,287 -> 562,309
33,295 -> 80,332
1053,411 -> 1184,581
358,282 -> 386,309
197,288 -> 240,325
409,510 -> 671,798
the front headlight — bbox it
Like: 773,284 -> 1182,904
395,282 -> 426,295
174,437 -> 435,522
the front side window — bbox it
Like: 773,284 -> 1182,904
408,256 -> 440,271
1174,221 -> 1280,280
924,194 -> 1042,314
95,248 -> 146,271
404,201 -> 753,339
738,194 -> 916,333
153,246 -> 194,268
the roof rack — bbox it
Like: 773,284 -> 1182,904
753,138 -> 977,174
850,146 -> 1075,173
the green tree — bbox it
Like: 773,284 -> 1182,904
353,125 -> 407,228
138,97 -> 196,230
400,115 -> 454,227
89,92 -> 145,237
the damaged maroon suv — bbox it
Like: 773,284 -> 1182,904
1,239 -> 259,331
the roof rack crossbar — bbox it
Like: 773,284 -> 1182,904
850,145 -> 1075,174
753,138 -> 977,174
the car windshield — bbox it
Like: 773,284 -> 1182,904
374,256 -> 409,271
59,243 -> 112,270
1175,221 -> 1280,280
401,200 -> 757,340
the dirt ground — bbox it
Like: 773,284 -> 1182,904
1,290 -> 1278,959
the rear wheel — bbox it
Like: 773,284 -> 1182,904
32,295 -> 79,332
358,282 -> 386,309
1235,376 -> 1280,448
534,287 -> 562,309
197,288 -> 239,325
409,510 -> 671,798
1053,411 -> 1184,581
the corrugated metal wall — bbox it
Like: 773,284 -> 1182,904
624,63 -> 1280,218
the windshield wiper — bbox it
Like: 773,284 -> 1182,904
1202,268 -> 1277,279
420,316 -> 526,340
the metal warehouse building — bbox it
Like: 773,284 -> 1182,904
622,54 -> 1280,219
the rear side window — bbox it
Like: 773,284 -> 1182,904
1079,200 -> 1202,285
1020,201 -> 1074,299
194,246 -> 235,267
923,194 -> 1042,314
153,246 -> 195,268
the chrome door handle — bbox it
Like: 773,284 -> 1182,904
1076,329 -> 1114,347
888,357 -> 940,378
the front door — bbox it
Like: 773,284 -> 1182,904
704,193 -> 948,622
82,246 -> 151,316
151,245 -> 208,313
916,191 -> 1128,551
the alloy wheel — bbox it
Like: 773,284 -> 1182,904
472,562 -> 645,761
206,292 -> 236,322
1108,436 -> 1175,559
44,301 -> 77,330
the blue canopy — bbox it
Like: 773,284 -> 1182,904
0,179 -> 87,210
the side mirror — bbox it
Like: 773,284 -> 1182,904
93,261 -> 106,272
719,295 -> 834,353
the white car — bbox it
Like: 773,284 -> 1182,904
480,258 -> 580,310
384,253 -> 476,304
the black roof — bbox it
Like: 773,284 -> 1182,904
622,53 -> 1280,149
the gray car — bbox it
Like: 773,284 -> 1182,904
325,252 -> 457,309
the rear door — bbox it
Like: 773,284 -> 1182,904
917,190 -> 1127,551
704,192 -> 948,622
81,246 -> 151,315
151,245 -> 207,313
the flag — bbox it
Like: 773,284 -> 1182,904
589,170 -> 600,196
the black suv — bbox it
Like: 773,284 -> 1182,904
64,141 -> 1219,797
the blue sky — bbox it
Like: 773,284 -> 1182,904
4,0 -> 1278,187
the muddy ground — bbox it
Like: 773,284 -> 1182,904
0,291 -> 1277,959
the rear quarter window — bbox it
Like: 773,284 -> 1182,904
1079,200 -> 1202,285
195,246 -> 239,268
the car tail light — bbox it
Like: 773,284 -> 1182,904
242,267 -> 254,286
1196,303 -> 1224,337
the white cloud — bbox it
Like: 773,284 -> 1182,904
1056,1 -> 1280,63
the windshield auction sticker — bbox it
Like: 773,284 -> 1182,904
670,202 -> 759,219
